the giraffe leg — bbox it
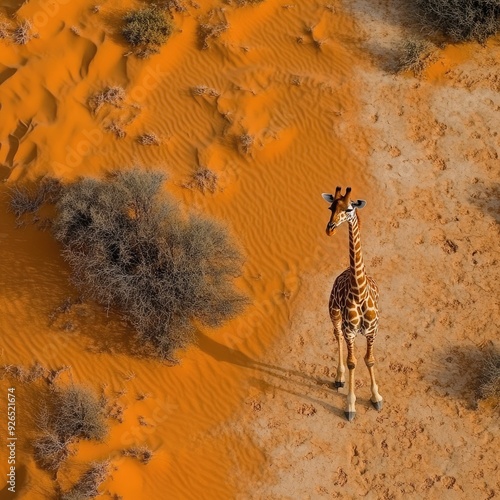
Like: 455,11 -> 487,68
365,337 -> 383,411
345,335 -> 357,421
332,309 -> 345,389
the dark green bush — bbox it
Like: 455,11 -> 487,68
414,0 -> 500,43
122,6 -> 173,49
53,169 -> 246,360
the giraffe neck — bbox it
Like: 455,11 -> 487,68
348,212 -> 367,295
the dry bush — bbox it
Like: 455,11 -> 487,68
0,20 -> 11,39
105,121 -> 126,139
184,168 -> 219,194
190,85 -> 220,97
33,386 -> 107,471
164,0 -> 188,12
53,169 -> 246,361
198,21 -> 229,49
395,38 -> 435,75
61,461 -> 110,500
413,0 -> 500,43
122,446 -> 154,464
137,132 -> 160,145
123,6 -> 173,50
238,133 -> 254,155
8,177 -> 61,219
478,350 -> 500,403
52,386 -> 107,441
13,20 -> 34,44
33,432 -> 70,472
88,86 -> 126,114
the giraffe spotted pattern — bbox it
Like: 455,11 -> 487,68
322,186 -> 383,421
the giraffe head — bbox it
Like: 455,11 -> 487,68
321,186 -> 366,236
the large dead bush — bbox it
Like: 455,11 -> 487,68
53,169 -> 246,360
414,0 -> 500,43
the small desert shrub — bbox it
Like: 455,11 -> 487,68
88,86 -> 126,114
478,350 -> 500,402
198,21 -> 229,49
53,169 -> 246,360
8,177 -> 61,218
34,385 -> 107,471
185,168 -> 219,194
122,445 -> 153,464
122,6 -> 173,49
0,20 -> 11,39
61,461 -> 110,500
395,38 -> 434,75
52,386 -> 107,441
190,85 -> 220,97
137,132 -> 160,145
13,20 -> 34,44
413,0 -> 500,43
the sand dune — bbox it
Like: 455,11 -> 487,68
1,0 -> 498,498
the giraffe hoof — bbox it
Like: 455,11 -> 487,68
344,411 -> 356,422
371,400 -> 383,411
334,381 -> 345,389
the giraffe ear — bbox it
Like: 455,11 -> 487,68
351,199 -> 367,209
322,193 -> 335,203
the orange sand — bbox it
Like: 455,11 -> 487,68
0,0 -> 368,497
1,0 -> 499,498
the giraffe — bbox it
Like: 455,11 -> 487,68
321,186 -> 383,421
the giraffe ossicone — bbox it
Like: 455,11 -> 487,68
322,186 -> 383,421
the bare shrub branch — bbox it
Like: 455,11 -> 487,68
122,446 -> 154,464
184,168 -> 219,194
33,385 -> 107,472
414,0 -> 500,43
478,349 -> 500,403
61,461 -> 110,500
88,86 -> 126,114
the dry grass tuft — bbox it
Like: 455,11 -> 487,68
88,86 -> 126,114
238,133 -> 255,155
198,20 -> 229,49
13,20 -> 34,45
184,168 -> 219,194
0,20 -> 12,39
122,445 -> 154,464
137,132 -> 160,145
105,121 -> 127,139
190,85 -> 220,97
164,0 -> 188,12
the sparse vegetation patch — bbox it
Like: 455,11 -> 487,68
395,38 -> 435,75
478,350 -> 500,404
53,169 -> 246,360
122,6 -> 173,53
414,0 -> 500,43
61,461 -> 110,500
34,385 -> 106,471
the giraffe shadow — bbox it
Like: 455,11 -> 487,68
197,332 -> 374,417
